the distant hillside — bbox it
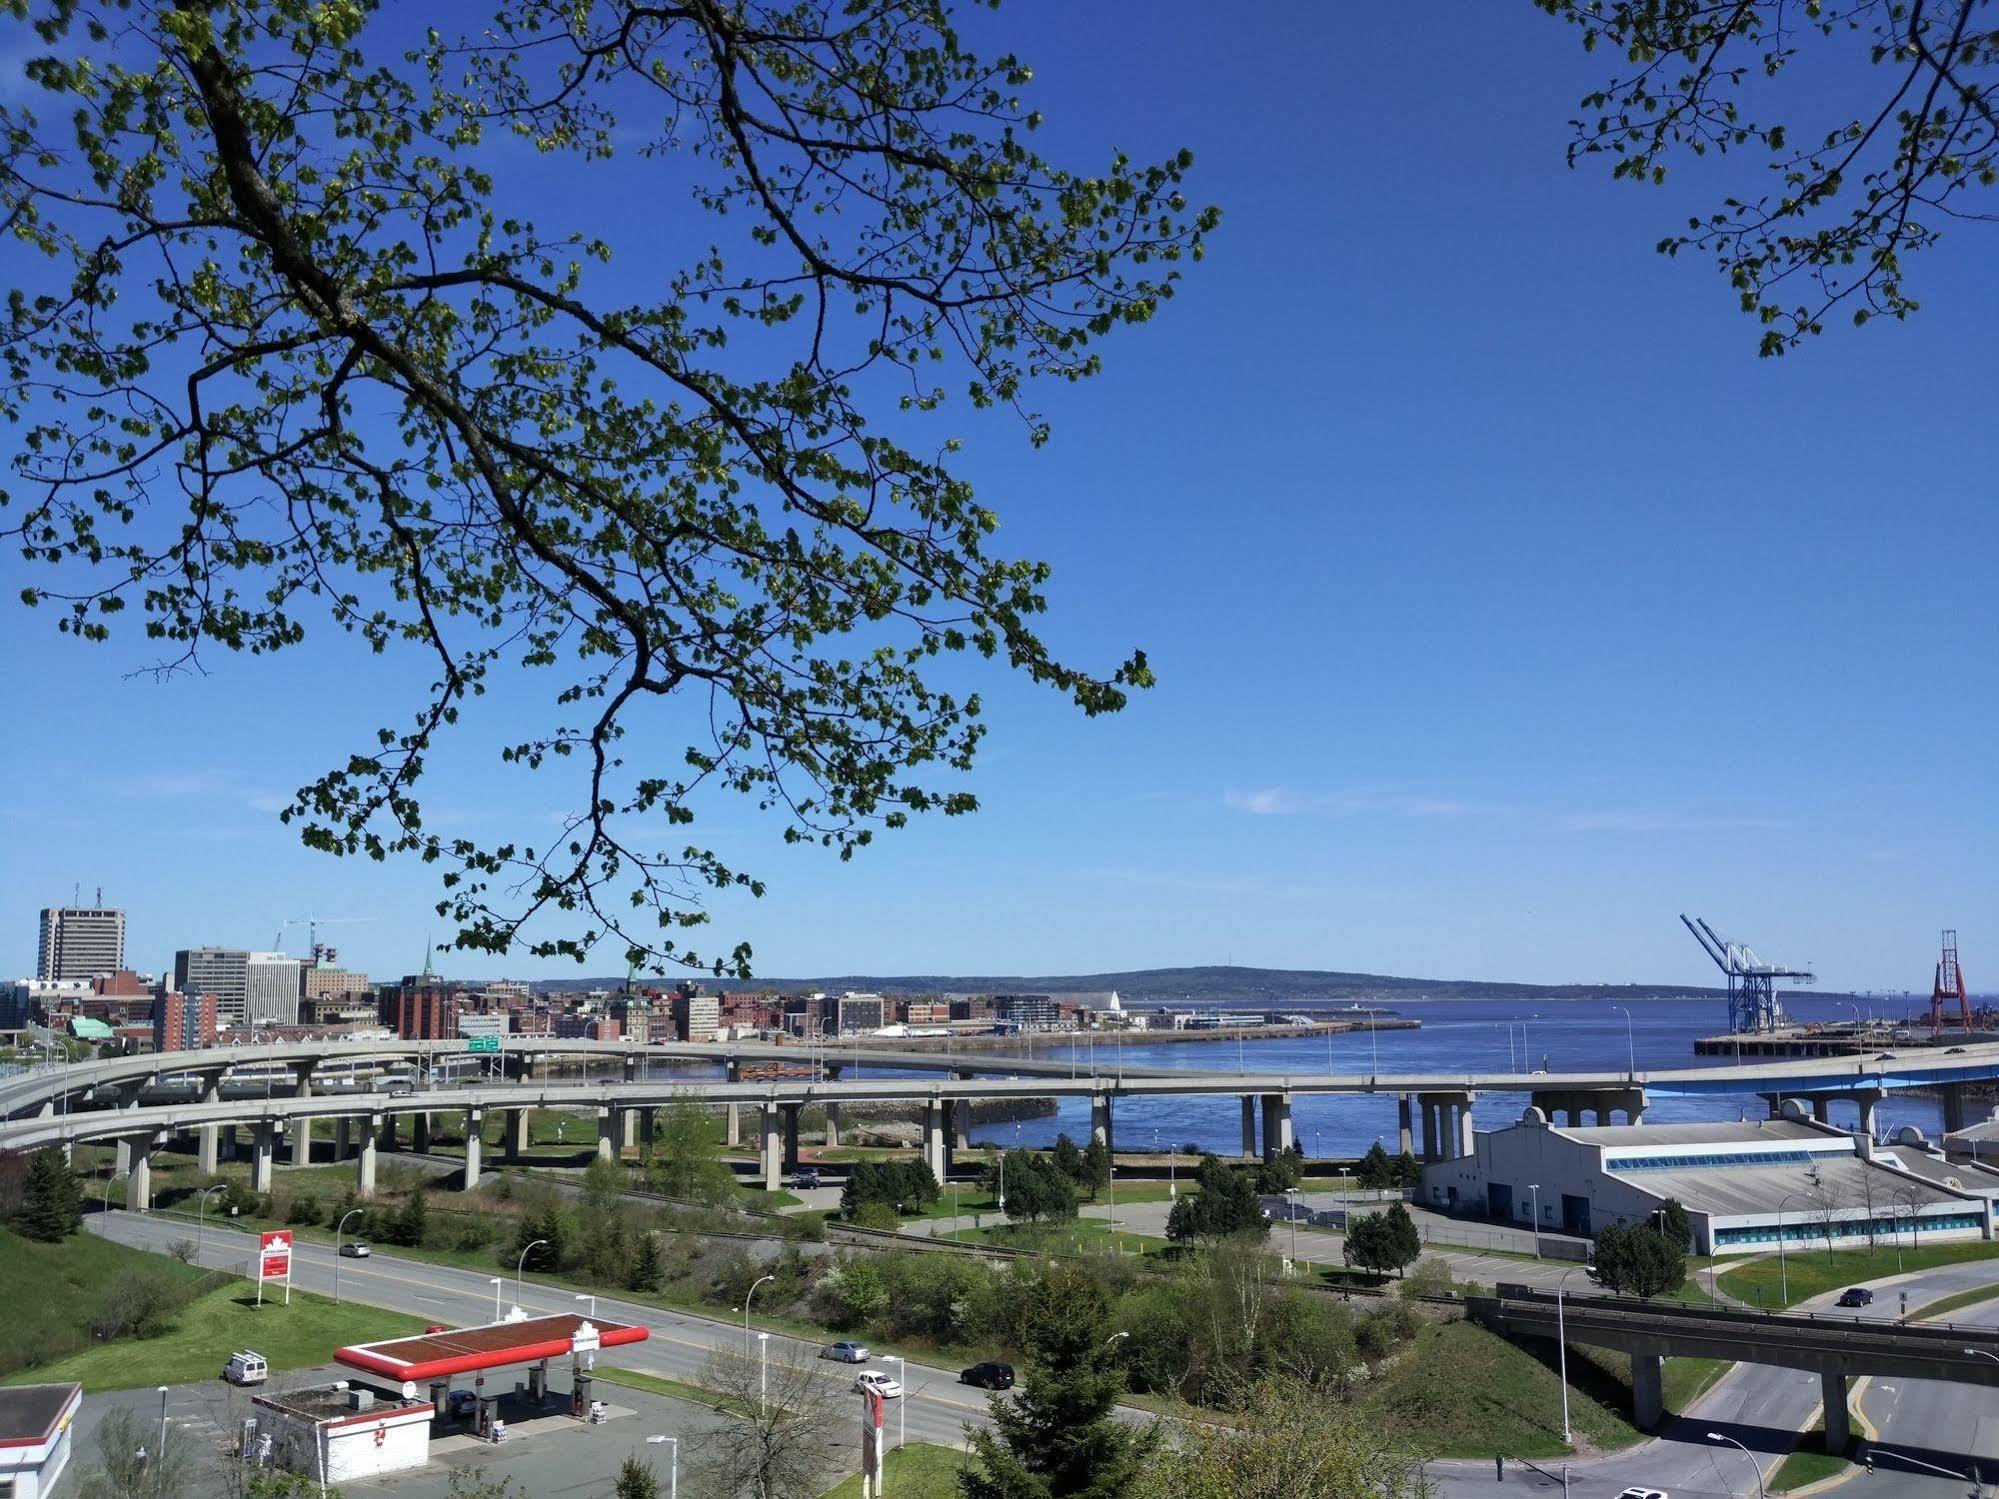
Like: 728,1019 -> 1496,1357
533,963 -> 1733,1004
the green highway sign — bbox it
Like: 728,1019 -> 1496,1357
466,1035 -> 500,1054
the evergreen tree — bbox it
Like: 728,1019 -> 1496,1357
514,1206 -> 566,1273
1393,1150 -> 1423,1187
958,1264 -> 1161,1498
391,1188 -> 428,1248
1164,1156 -> 1266,1243
1050,1134 -> 1086,1186
612,1454 -> 660,1499
1658,1198 -> 1693,1251
1379,1203 -> 1422,1276
1079,1138 -> 1112,1202
628,1232 -> 664,1293
16,1147 -> 81,1242
1355,1142 -> 1394,1191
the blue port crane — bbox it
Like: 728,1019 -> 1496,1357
1680,914 -> 1816,1034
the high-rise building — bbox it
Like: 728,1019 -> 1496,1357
380,979 -> 459,1040
152,990 -> 217,1052
669,991 -> 719,1042
244,952 -> 301,1026
174,948 -> 249,1024
37,905 -> 125,981
301,963 -> 372,1002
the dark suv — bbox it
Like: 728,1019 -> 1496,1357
790,1167 -> 822,1189
960,1362 -> 1015,1390
1836,1287 -> 1874,1308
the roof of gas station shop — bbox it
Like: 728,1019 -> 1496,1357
335,1313 -> 647,1382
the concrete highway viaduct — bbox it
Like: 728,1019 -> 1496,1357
6,1037 -> 1999,1210
1472,1283 -> 1999,1448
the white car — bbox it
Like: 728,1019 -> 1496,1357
855,1371 -> 903,1399
1616,1488 -> 1668,1499
337,1241 -> 371,1258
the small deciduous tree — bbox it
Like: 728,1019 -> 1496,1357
693,1344 -> 843,1499
1152,1375 -> 1434,1499
1164,1157 -> 1266,1244
644,1099 -> 735,1205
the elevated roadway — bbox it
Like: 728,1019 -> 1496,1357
1471,1282 -> 1999,1449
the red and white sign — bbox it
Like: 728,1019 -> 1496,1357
859,1387 -> 885,1496
257,1229 -> 293,1305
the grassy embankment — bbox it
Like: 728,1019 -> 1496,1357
0,1226 -> 423,1391
1718,1241 -> 1999,1311
820,1444 -> 968,1498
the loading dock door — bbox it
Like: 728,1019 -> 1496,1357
1561,1194 -> 1591,1237
1487,1183 -> 1514,1220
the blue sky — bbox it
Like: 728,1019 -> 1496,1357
3,5 -> 1995,990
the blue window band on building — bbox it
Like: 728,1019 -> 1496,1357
1606,1150 -> 1819,1171
1713,1213 -> 1983,1247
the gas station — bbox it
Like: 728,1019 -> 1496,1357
335,1311 -> 651,1440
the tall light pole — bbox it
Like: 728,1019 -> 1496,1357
333,1208 -> 364,1305
1772,1191 -> 1804,1308
516,1239 -> 548,1301
1284,1186 -> 1301,1271
488,1276 -> 504,1321
196,1184 -> 226,1255
645,1435 -> 679,1499
101,1168 -> 128,1217
756,1331 -> 769,1415
740,1272 -> 776,1352
1554,1265 -> 1593,1446
157,1385 -> 170,1468
1965,1348 -> 1999,1363
1707,1433 -> 1765,1499
574,1292 -> 596,1321
1611,1005 -> 1636,1079
1527,1183 -> 1542,1259
886,1354 -> 906,1455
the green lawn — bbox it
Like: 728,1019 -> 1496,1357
1770,1428 -> 1852,1493
1663,1356 -> 1730,1412
0,1226 -> 210,1379
1350,1320 -> 1642,1458
590,1365 -> 749,1416
0,1229 -> 424,1393
1914,1282 -> 1999,1321
1719,1242 -> 1999,1310
820,1443 -> 969,1498
942,1215 -> 1171,1257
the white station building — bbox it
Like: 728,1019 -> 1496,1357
0,1384 -> 80,1499
1419,1105 -> 1998,1256
246,1383 -> 434,1484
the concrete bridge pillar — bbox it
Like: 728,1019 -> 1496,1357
1821,1369 -> 1850,1451
923,1097 -> 949,1182
623,1052 -> 641,1083
1419,1099 -> 1438,1163
1240,1095 -> 1258,1159
412,1112 -> 432,1154
197,1125 -> 221,1176
619,1105 -> 639,1152
761,1104 -> 783,1192
952,1071 -> 973,1150
126,1140 -> 153,1213
726,1056 -> 743,1082
504,1107 -> 531,1162
782,1103 -> 802,1173
1091,1095 -> 1115,1154
1851,1089 -> 1881,1139
463,1108 -> 484,1190
639,1108 -> 655,1152
291,1064 -> 316,1098
1397,1095 -> 1413,1155
1630,1350 -> 1664,1430
596,1107 -> 618,1162
1811,1097 -> 1831,1124
381,1112 -> 399,1151
356,1114 -> 379,1199
823,1101 -> 841,1150
1943,1084 -> 1969,1135
727,1102 -> 742,1148
1456,1097 -> 1476,1158
1261,1094 -> 1292,1159
289,1114 -> 313,1166
335,1116 -> 352,1160
251,1123 -> 275,1193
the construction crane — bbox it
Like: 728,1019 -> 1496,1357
1929,929 -> 1973,1035
1680,914 -> 1817,1034
272,916 -> 373,962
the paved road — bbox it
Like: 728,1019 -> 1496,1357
90,1211 -> 998,1452
1428,1258 -> 1999,1499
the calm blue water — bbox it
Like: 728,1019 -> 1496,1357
953,994 -> 1951,1159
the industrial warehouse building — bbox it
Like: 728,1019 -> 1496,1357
1420,1107 -> 1997,1255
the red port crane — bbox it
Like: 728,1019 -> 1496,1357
1929,929 -> 1973,1035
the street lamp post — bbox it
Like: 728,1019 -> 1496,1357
1284,1186 -> 1301,1271
1772,1191 -> 1804,1307
575,1292 -> 596,1321
515,1239 -> 549,1302
1708,1432 -> 1766,1499
333,1208 -> 363,1305
741,1272 -> 776,1352
102,1168 -> 129,1217
1611,1005 -> 1635,1078
645,1435 -> 679,1499
488,1277 -> 504,1321
886,1354 -> 906,1455
1966,1348 -> 1999,1363
157,1385 -> 169,1468
755,1331 -> 769,1414
1554,1265 -> 1594,1446
1527,1184 -> 1542,1259
196,1184 -> 226,1255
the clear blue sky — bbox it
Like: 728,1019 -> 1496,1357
4,5 -> 1994,990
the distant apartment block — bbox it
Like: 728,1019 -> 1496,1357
174,948 -> 249,1024
153,990 -> 217,1052
834,992 -> 886,1034
455,1012 -> 507,1043
301,963 -> 373,1002
669,991 -> 719,1042
553,1013 -> 620,1041
3,978 -> 91,1029
992,993 -> 1060,1031
380,978 -> 459,1040
244,952 -> 301,1026
37,906 -> 125,981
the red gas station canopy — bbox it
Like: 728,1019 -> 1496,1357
336,1313 -> 648,1383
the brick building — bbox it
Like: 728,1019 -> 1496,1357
152,990 -> 217,1052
